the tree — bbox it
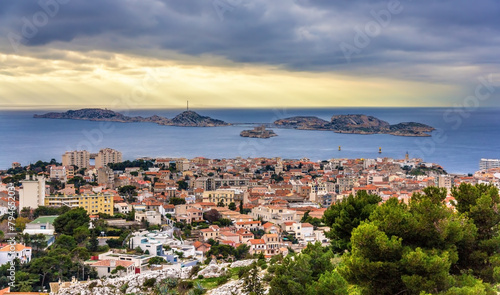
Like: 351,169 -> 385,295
339,187 -> 493,295
235,244 -> 250,260
29,256 -> 56,288
53,208 -> 90,236
54,234 -> 77,250
87,231 -> 99,252
169,197 -> 186,205
322,190 -> 381,252
126,207 -> 136,221
228,202 -> 237,211
15,217 -> 30,232
239,200 -> 244,214
177,180 -> 188,190
148,256 -> 166,266
217,200 -> 225,207
306,269 -> 349,295
203,209 -> 221,223
452,183 -> 500,282
73,226 -> 90,244
243,262 -> 264,295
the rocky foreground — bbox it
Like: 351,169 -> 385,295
34,108 -> 230,127
274,114 -> 435,137
55,259 -> 256,295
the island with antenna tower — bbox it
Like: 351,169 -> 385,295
33,102 -> 435,136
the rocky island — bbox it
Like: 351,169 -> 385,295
240,125 -> 277,138
274,114 -> 434,137
34,108 -> 230,127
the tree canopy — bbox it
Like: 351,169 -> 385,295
53,208 -> 90,236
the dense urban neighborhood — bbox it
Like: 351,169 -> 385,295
1,149 -> 500,294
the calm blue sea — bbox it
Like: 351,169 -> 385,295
0,108 -> 498,174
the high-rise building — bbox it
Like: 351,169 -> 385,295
480,158 -> 500,170
19,175 -> 46,211
62,150 -> 90,169
95,148 -> 122,169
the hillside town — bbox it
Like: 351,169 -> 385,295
1,149 -> 500,294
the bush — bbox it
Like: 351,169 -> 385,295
197,275 -> 204,279
216,275 -> 229,286
189,265 -> 201,278
178,280 -> 194,291
261,263 -> 268,270
143,278 -> 156,287
238,266 -> 251,279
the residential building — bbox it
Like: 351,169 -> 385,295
97,167 -> 115,188
19,175 -> 46,211
200,225 -> 220,241
128,235 -> 163,256
247,239 -> 266,255
250,205 -> 296,225
291,222 -> 315,244
114,202 -> 131,214
0,244 -> 32,265
263,233 -> 281,256
62,150 -> 90,169
44,193 -> 114,215
23,215 -> 57,236
135,210 -> 162,225
95,148 -> 123,169
91,259 -> 136,277
480,158 -> 500,170
98,251 -> 152,271
49,166 -> 67,182
202,189 -> 236,207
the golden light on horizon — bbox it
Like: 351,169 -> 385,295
0,49 -> 457,110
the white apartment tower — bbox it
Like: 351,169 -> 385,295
62,150 -> 90,169
95,148 -> 123,169
480,159 -> 500,170
19,175 -> 46,211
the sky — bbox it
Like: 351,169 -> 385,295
0,0 -> 499,109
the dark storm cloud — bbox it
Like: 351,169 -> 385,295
1,0 -> 500,75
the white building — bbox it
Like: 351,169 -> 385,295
292,222 -> 315,244
128,235 -> 163,256
135,211 -> 162,225
0,244 -> 32,265
115,202 -> 131,214
480,158 -> 500,170
91,259 -> 135,277
23,215 -> 57,236
19,175 -> 46,211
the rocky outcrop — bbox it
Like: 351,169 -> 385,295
274,114 -> 434,137
34,108 -> 230,127
170,111 -> 230,127
240,125 -> 277,138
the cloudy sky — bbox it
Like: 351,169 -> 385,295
0,0 -> 499,109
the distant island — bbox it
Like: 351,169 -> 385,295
34,108 -> 230,127
274,114 -> 435,137
34,109 -> 434,137
240,125 -> 278,138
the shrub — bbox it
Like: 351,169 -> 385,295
178,280 -> 194,291
143,278 -> 156,287
189,265 -> 201,278
197,275 -> 204,279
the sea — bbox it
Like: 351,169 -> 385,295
0,108 -> 498,174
